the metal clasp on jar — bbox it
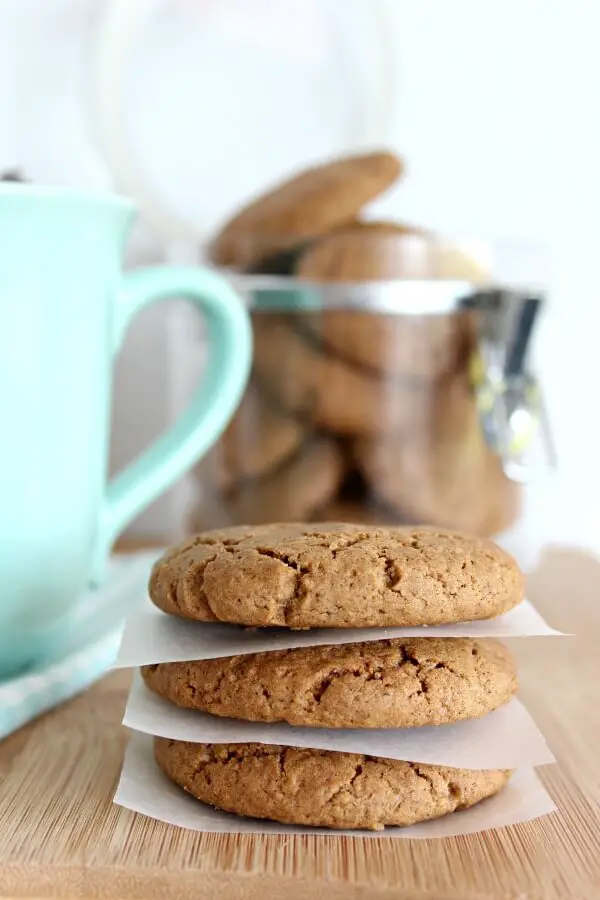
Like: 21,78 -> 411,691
462,289 -> 556,482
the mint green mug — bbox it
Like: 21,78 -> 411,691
0,185 -> 251,678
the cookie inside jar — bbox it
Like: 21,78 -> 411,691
192,150 -> 522,537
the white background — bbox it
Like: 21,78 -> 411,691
0,0 -> 598,550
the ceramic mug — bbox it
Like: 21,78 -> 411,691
0,184 -> 251,678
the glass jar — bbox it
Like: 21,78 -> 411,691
189,232 -> 547,538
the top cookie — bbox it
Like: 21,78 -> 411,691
209,151 -> 402,270
149,523 -> 523,629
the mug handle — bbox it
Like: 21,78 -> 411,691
91,265 -> 251,582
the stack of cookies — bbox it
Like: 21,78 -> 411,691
191,150 -> 520,536
142,522 -> 524,832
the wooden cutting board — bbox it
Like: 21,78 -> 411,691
0,547 -> 599,900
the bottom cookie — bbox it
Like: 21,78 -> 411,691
155,739 -> 512,831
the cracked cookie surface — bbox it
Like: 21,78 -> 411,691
149,523 -> 523,628
142,637 -> 517,728
154,739 -> 512,830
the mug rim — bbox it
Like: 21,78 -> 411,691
0,183 -> 135,211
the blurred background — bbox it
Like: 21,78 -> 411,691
2,0 -> 598,557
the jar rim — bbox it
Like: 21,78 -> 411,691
223,272 -> 547,315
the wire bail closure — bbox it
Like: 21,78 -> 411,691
463,290 -> 554,482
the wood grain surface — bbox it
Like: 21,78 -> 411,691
0,546 -> 599,900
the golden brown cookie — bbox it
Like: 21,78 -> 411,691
288,308 -> 477,384
209,151 -> 403,270
356,377 -> 522,537
252,313 -> 425,436
142,637 -> 517,729
189,438 -> 344,530
229,437 -> 344,524
245,218 -> 401,275
200,382 -> 306,492
149,523 -> 524,628
346,219 -> 423,235
296,229 -> 489,283
154,739 -> 512,831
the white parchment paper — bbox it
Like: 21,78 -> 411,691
124,675 -> 554,769
114,733 -> 556,839
115,599 -> 565,669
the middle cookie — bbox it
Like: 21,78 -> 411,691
141,637 -> 517,729
252,312 -> 427,436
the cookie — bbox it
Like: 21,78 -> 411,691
154,739 -> 512,831
245,219 -> 418,277
245,219 -> 383,276
356,377 -> 521,537
222,437 -> 344,525
209,151 -> 403,270
202,382 -> 306,492
142,637 -> 517,729
252,313 -> 425,436
296,228 -> 489,283
345,219 -> 423,235
149,523 -> 524,628
189,439 -> 343,530
289,308 -> 477,384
